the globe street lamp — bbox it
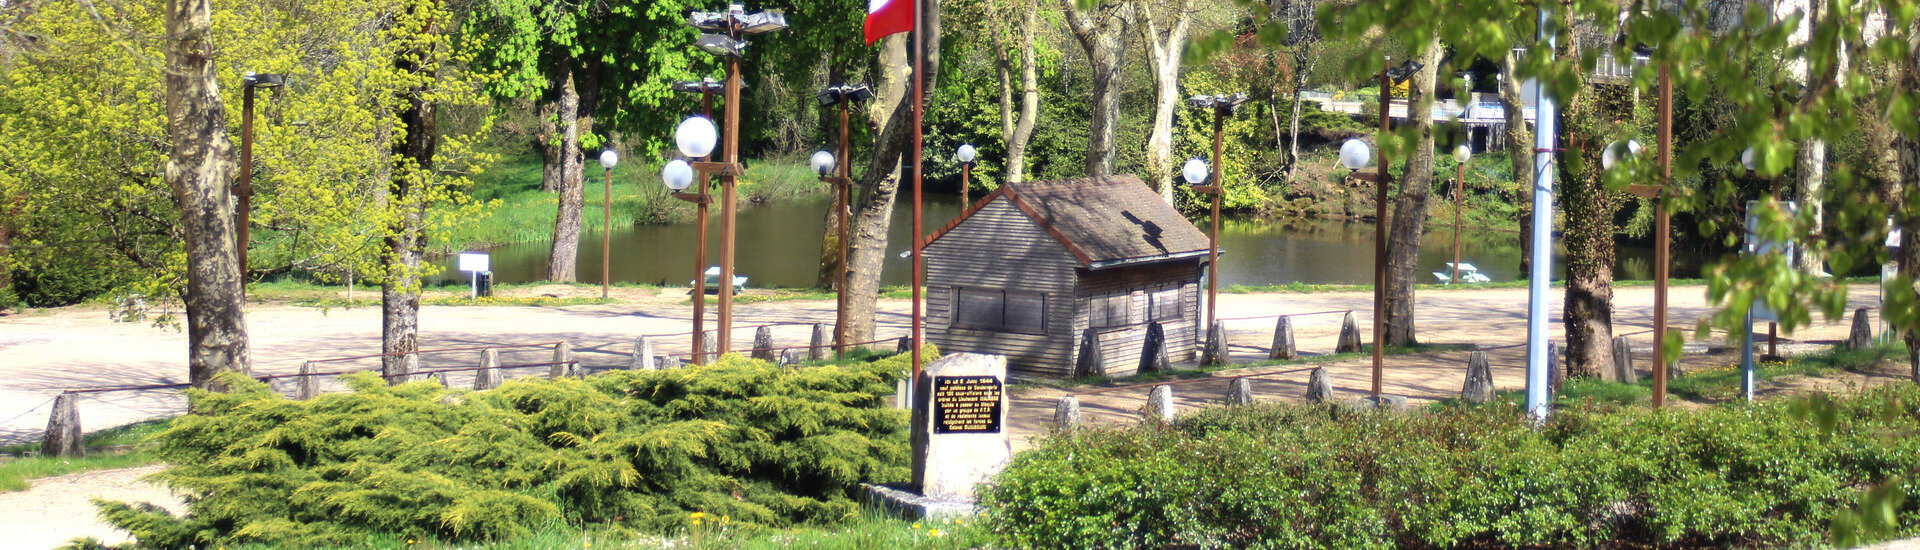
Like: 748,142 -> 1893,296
238,71 -> 285,292
598,149 -> 619,299
1188,93 -> 1247,365
672,79 -> 725,362
1451,144 -> 1472,284
956,144 -> 977,211
685,2 -> 785,358
816,83 -> 871,354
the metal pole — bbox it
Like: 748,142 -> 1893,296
602,166 -> 612,299
693,92 -> 714,364
910,0 -> 926,390
1453,160 -> 1465,284
834,99 -> 852,356
1742,309 -> 1756,401
238,83 -> 256,293
1525,8 -> 1559,422
719,46 -> 742,357
1209,106 -> 1225,334
1372,62 -> 1391,398
1653,62 -> 1672,408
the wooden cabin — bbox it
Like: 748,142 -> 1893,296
923,175 -> 1212,377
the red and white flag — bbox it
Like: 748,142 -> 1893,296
864,0 -> 913,45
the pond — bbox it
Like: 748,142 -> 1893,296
432,194 -> 1711,289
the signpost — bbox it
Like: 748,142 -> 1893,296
458,252 -> 490,299
1741,201 -> 1795,401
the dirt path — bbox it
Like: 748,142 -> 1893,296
0,283 -> 1889,548
0,464 -> 184,549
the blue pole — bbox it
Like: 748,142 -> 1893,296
1525,8 -> 1557,423
1741,308 -> 1756,401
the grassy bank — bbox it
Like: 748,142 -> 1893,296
1530,342 -> 1900,407
441,153 -> 830,253
0,419 -> 168,492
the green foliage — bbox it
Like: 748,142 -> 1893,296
99,353 -> 917,547
982,385 -> 1920,549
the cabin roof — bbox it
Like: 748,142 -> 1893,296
927,174 -> 1211,269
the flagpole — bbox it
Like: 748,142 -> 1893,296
909,0 -> 926,391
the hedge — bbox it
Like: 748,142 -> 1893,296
980,387 -> 1920,549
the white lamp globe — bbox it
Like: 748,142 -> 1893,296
661,159 -> 695,191
957,143 -> 977,163
1181,157 -> 1210,185
1453,144 -> 1472,164
809,150 -> 836,177
1627,139 -> 1644,157
1740,147 -> 1756,172
1601,140 -> 1635,171
599,149 -> 619,169
675,116 -> 718,158
1339,139 -> 1371,170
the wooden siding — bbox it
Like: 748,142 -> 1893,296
1068,260 -> 1204,376
925,198 -> 1083,376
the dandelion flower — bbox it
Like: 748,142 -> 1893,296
930,528 -> 943,538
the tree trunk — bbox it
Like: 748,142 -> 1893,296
547,63 -> 584,282
164,0 -> 250,389
1381,40 -> 1441,346
1138,0 -> 1189,204
1286,47 -> 1311,181
1007,2 -> 1039,184
844,4 -> 942,342
1900,28 -> 1920,380
1557,63 -> 1625,380
1499,49 -> 1535,278
539,100 -> 561,192
1795,139 -> 1826,274
1061,0 -> 1132,177
382,0 -> 440,382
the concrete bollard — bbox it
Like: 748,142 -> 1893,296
1200,323 -> 1228,367
1227,378 -> 1254,406
1611,336 -> 1638,384
703,331 -> 717,360
752,326 -> 776,361
1270,316 -> 1297,360
779,348 -> 802,366
296,361 -> 319,400
1054,395 -> 1081,430
551,342 -> 575,378
1139,322 -> 1170,373
1849,308 -> 1873,350
810,324 -> 830,361
430,372 -> 449,388
897,336 -> 914,355
386,353 -> 420,385
42,392 -> 82,458
475,349 -> 502,390
1462,351 -> 1495,404
1146,385 -> 1175,422
630,336 -> 657,370
1306,367 -> 1333,403
1336,311 -> 1363,353
661,355 -> 685,370
1076,328 -> 1106,378
1548,342 -> 1564,394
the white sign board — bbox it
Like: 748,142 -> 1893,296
1745,201 -> 1797,322
458,252 -> 490,273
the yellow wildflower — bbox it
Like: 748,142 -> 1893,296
930,528 -> 943,538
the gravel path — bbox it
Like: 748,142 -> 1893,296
0,464 -> 184,549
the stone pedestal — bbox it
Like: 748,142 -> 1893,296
863,352 -> 1011,519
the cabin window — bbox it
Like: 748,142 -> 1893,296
1147,286 -> 1184,323
1089,292 -> 1132,328
953,288 -> 1046,334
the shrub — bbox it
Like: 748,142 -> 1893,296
97,351 -> 920,548
980,387 -> 1920,549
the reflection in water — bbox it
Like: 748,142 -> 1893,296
434,194 -> 1708,288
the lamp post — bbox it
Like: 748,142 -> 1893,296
1187,94 -> 1247,356
956,144 -> 977,211
686,3 -> 786,358
238,71 -> 285,291
598,149 -> 618,299
816,83 -> 871,354
1451,144 -> 1471,284
672,78 -> 724,363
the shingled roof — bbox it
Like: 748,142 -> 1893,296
926,175 -> 1211,269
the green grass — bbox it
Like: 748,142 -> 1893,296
442,153 -> 831,253
0,419 -> 170,492
1013,342 -> 1473,391
1451,342 -> 1901,410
